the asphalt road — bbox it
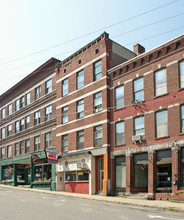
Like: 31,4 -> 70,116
0,187 -> 183,220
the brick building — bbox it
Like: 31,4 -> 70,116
55,32 -> 136,195
0,58 -> 60,190
108,34 -> 184,200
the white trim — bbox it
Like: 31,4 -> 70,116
56,85 -> 108,109
56,119 -> 109,137
166,60 -> 178,67
143,71 -> 153,76
124,116 -> 133,120
124,79 -> 132,84
56,53 -> 107,83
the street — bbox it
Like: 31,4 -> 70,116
0,187 -> 183,220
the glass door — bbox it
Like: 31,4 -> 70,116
98,158 -> 104,194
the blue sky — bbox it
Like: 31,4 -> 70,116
0,0 -> 183,95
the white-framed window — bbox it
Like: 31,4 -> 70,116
25,116 -> 30,129
1,108 -> 5,119
62,135 -> 68,152
15,143 -> 19,156
62,78 -> 68,96
25,139 -> 30,153
34,136 -> 40,151
7,145 -> 12,158
45,79 -> 52,94
115,85 -> 124,110
77,130 -> 84,150
156,110 -> 168,138
26,92 -> 31,105
20,96 -> 25,108
155,68 -> 167,96
15,121 -> 19,133
1,147 -> 5,159
35,86 -> 41,100
134,78 -> 144,102
77,70 -> 84,89
45,105 -> 52,121
94,60 -> 102,81
77,99 -> 84,118
94,125 -> 103,147
94,91 -> 102,113
8,104 -> 12,115
34,111 -> 40,125
20,141 -> 24,155
115,121 -> 125,146
179,60 -> 184,88
65,170 -> 89,182
7,124 -> 12,136
1,128 -> 5,139
62,106 -> 68,124
15,99 -> 20,111
45,132 -> 52,149
181,105 -> 184,133
134,116 -> 145,135
20,118 -> 25,131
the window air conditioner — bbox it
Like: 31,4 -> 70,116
132,134 -> 145,143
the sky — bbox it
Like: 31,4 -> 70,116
0,0 -> 184,95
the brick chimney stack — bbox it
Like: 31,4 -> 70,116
133,43 -> 145,55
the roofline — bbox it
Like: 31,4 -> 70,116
108,33 -> 184,73
0,57 -> 61,100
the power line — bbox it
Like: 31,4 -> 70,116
0,0 -> 179,66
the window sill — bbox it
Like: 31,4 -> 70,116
114,107 -> 125,112
154,93 -> 169,99
178,87 -> 184,91
115,144 -> 126,147
179,133 -> 184,136
155,135 -> 170,140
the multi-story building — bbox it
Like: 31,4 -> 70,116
108,34 -> 184,200
55,32 -> 136,195
0,58 -> 60,190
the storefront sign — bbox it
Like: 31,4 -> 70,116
8,166 -> 13,173
46,150 -> 58,164
31,154 -> 40,164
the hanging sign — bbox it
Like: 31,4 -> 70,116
46,150 -> 58,164
31,154 -> 40,164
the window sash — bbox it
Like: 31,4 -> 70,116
46,79 -> 52,94
134,117 -> 145,135
8,104 -> 12,115
77,131 -> 84,149
34,137 -> 40,151
94,60 -> 102,81
115,86 -> 124,109
62,107 -> 68,123
77,70 -> 84,89
15,143 -> 19,156
1,108 -> 5,119
62,135 -> 68,152
180,60 -> 184,88
7,146 -> 12,158
94,125 -> 102,147
25,140 -> 30,153
1,128 -> 5,139
116,122 -> 125,146
15,99 -> 20,111
35,86 -> 41,100
155,69 -> 167,96
20,141 -> 24,155
62,79 -> 68,96
26,93 -> 31,105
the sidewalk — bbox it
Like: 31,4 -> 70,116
1,184 -> 184,213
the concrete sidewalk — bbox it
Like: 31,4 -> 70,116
1,184 -> 184,213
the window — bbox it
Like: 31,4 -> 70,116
25,116 -> 30,129
45,79 -> 52,94
20,96 -> 25,108
94,125 -> 103,147
35,86 -> 41,100
134,116 -> 145,135
1,128 -> 5,139
15,99 -> 20,111
7,124 -> 12,136
181,148 -> 184,187
134,153 -> 148,188
65,171 -> 89,182
179,60 -> 184,88
1,108 -> 5,119
134,78 -> 144,102
115,121 -> 125,146
15,121 -> 19,133
62,135 -> 68,152
8,104 -> 12,115
77,130 -> 84,150
77,70 -> 84,89
25,139 -> 30,153
15,143 -> 19,156
34,111 -> 40,125
62,106 -> 68,124
62,78 -> 68,96
7,145 -> 12,158
20,118 -> 25,131
115,156 -> 126,188
94,91 -> 102,113
115,86 -> 124,110
77,99 -> 84,118
181,105 -> 184,133
26,92 -> 31,105
34,164 -> 51,181
1,147 -> 5,159
156,110 -> 168,138
45,105 -> 52,121
94,60 -> 102,81
34,136 -> 40,151
155,68 -> 167,96
20,141 -> 24,155
45,132 -> 52,149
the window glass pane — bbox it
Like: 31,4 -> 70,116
155,69 -> 166,84
115,86 -> 124,109
134,78 -> 143,92
77,70 -> 84,89
116,158 -> 126,188
156,111 -> 167,125
62,79 -> 68,96
135,117 -> 144,135
116,122 -> 125,145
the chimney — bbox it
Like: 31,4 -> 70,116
133,43 -> 145,55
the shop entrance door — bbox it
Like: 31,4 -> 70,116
98,158 -> 104,194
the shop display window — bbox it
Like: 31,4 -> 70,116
180,147 -> 184,187
2,165 -> 14,182
65,171 -> 89,182
34,164 -> 51,182
115,156 -> 126,188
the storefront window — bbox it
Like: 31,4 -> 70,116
34,164 -> 51,181
133,153 -> 148,188
180,148 -> 184,187
65,171 -> 89,182
115,156 -> 126,188
2,165 -> 14,181
156,149 -> 172,190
